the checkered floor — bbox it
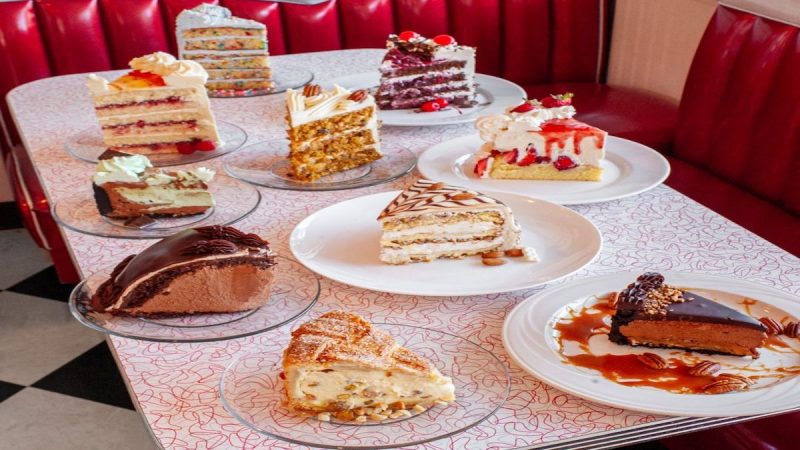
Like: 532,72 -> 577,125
0,218 -> 668,450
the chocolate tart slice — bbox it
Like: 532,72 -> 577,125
91,225 -> 276,316
609,273 -> 767,357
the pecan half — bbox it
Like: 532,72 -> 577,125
784,322 -> 799,338
482,258 -> 506,266
481,251 -> 504,259
717,373 -> 755,386
688,360 -> 721,377
702,376 -> 750,394
303,84 -> 321,97
637,352 -> 667,370
347,89 -> 368,102
451,192 -> 476,201
759,317 -> 784,335
504,248 -> 524,257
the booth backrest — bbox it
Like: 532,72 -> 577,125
0,0 -> 610,147
675,0 -> 800,215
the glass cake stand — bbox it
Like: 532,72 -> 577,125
222,139 -> 417,191
68,256 -> 319,343
51,173 -> 260,239
220,323 -> 510,449
208,65 -> 314,98
64,120 -> 247,167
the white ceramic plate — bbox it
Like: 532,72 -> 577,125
327,73 -> 526,126
289,191 -> 601,296
502,272 -> 800,417
418,135 -> 670,205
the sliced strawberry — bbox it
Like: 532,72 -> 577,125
535,156 -> 551,164
176,142 -> 195,155
474,157 -> 489,176
490,149 -> 501,156
195,140 -> 216,151
398,31 -> 419,41
511,102 -> 535,113
554,155 -> 578,171
502,149 -> 518,164
517,151 -> 536,166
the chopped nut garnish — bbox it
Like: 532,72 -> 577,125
434,400 -> 449,406
688,360 -> 721,377
354,415 -> 367,423
412,404 -> 426,413
335,410 -> 355,421
758,317 -> 784,335
304,393 -> 317,400
389,401 -> 406,410
344,384 -> 356,391
642,285 -> 686,316
368,413 -> 388,421
481,251 -> 503,259
636,352 -> 668,370
482,258 -> 506,266
337,394 -> 351,400
317,412 -> 331,422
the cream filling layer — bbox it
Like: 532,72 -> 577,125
380,236 -> 507,257
381,221 -> 497,241
116,187 -> 213,209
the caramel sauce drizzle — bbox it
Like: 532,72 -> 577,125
554,293 -> 799,394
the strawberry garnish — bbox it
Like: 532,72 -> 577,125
176,142 -> 195,155
535,156 -> 551,164
540,92 -> 574,108
517,151 -> 536,166
432,34 -> 456,46
554,155 -> 577,171
398,31 -> 419,41
420,101 -> 441,112
511,101 -> 535,113
502,149 -> 518,164
195,140 -> 216,151
129,70 -> 166,86
474,157 -> 489,176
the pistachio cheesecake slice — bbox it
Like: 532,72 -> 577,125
282,311 -> 455,416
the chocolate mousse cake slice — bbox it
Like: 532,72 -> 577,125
91,225 -> 276,316
609,273 -> 767,357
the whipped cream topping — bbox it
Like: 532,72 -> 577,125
92,155 -> 215,185
476,103 -> 577,142
286,84 -> 376,126
176,3 -> 265,29
88,52 -> 209,94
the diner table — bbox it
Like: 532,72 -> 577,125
8,49 -> 800,449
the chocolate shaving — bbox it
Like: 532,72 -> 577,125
180,239 -> 238,256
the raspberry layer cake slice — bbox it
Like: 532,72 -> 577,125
609,273 -> 767,357
176,4 -> 274,95
376,31 -> 476,110
286,84 -> 382,181
474,94 -> 606,181
92,154 -> 215,219
283,311 -> 455,419
91,226 -> 276,316
378,179 -> 522,264
87,52 -> 220,155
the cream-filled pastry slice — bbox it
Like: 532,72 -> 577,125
283,311 -> 455,414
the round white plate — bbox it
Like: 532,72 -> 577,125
290,191 -> 601,296
418,135 -> 670,205
327,73 -> 526,126
502,272 -> 800,417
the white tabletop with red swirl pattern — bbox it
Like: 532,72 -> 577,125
9,49 -> 800,449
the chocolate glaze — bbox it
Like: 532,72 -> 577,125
92,183 -> 113,216
609,272 -> 766,346
91,226 -> 275,312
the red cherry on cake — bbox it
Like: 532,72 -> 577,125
420,101 -> 441,112
398,31 -> 419,41
434,98 -> 449,108
195,140 -> 216,151
511,102 -> 535,113
176,142 -> 195,155
432,34 -> 456,46
554,155 -> 577,171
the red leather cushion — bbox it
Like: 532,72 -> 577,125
666,156 -> 800,256
282,0 -> 342,54
449,0 -> 501,76
503,0 -> 551,85
524,83 -> 678,153
100,0 -> 170,68
338,0 -> 394,49
35,0 -> 112,74
222,0 -> 287,55
551,0 -> 607,82
675,6 -> 800,215
162,0 -> 220,54
393,0 -> 448,39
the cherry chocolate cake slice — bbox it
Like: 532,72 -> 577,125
91,225 -> 276,316
609,273 -> 767,357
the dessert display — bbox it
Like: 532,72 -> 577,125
376,31 -> 477,110
282,311 -> 456,422
92,154 -> 215,219
176,4 -> 274,95
286,84 -> 382,181
91,225 -> 276,316
87,52 -> 220,155
609,273 -> 768,357
474,94 -> 607,181
377,179 -> 523,264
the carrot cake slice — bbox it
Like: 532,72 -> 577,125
286,84 -> 382,181
87,52 -> 220,155
176,3 -> 274,95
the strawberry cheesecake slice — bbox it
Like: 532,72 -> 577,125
473,93 -> 606,181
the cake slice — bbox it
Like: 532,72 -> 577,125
92,154 -> 215,219
286,84 -> 382,181
609,273 -> 768,357
176,4 -> 274,95
283,311 -> 455,417
377,179 -> 522,264
87,52 -> 220,155
474,94 -> 606,181
376,31 -> 476,110
91,226 -> 276,316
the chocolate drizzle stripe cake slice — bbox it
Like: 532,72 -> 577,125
377,180 -> 522,264
91,226 -> 276,316
609,273 -> 767,357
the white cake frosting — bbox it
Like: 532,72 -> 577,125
286,84 -> 377,127
93,155 -> 215,186
86,52 -> 209,95
176,3 -> 264,30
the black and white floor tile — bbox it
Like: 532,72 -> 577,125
0,207 -> 667,450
